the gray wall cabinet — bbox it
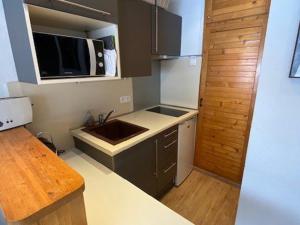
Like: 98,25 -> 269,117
25,0 -> 118,24
152,6 -> 182,56
74,125 -> 178,198
118,0 -> 152,77
3,0 -> 38,84
118,1 -> 182,77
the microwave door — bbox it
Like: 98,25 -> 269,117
58,36 -> 90,77
33,33 -> 61,78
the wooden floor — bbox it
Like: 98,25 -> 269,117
161,170 -> 240,225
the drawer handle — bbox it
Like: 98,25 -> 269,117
164,140 -> 177,149
164,130 -> 178,138
54,0 -> 112,16
164,162 -> 176,174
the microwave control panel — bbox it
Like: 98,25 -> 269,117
93,40 -> 106,75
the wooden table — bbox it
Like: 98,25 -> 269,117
0,127 -> 87,225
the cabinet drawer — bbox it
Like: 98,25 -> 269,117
158,139 -> 177,171
159,125 -> 178,145
157,161 -> 177,195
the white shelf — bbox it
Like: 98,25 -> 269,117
23,4 -> 122,85
37,76 -> 121,85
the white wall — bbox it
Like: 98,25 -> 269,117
8,80 -> 133,150
160,57 -> 201,109
142,0 -> 169,9
168,0 -> 204,56
235,1 -> 300,225
0,0 -> 17,97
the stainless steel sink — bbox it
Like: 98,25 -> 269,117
82,120 -> 148,145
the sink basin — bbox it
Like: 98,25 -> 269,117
82,120 -> 149,145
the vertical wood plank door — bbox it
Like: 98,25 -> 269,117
194,0 -> 271,183
206,0 -> 270,23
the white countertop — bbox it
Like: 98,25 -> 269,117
62,149 -> 194,225
71,105 -> 198,156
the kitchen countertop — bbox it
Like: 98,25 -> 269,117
71,105 -> 198,156
62,148 -> 194,225
0,127 -> 84,224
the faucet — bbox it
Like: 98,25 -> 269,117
98,109 -> 115,126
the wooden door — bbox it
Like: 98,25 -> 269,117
195,0 -> 271,183
206,0 -> 270,23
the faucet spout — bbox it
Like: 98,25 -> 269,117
99,110 -> 115,126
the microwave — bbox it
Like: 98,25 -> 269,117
33,32 -> 106,79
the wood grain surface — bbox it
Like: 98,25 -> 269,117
0,127 -> 85,223
161,170 -> 240,225
195,0 -> 271,182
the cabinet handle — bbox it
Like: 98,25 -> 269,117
155,2 -> 158,53
164,130 -> 178,138
164,140 -> 177,149
53,0 -> 111,16
154,139 -> 158,178
164,162 -> 176,174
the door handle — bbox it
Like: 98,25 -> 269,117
155,1 -> 158,53
154,139 -> 158,178
200,98 -> 204,107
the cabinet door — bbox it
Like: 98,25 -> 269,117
25,0 -> 118,24
206,0 -> 270,23
152,7 -> 182,56
118,0 -> 152,77
114,137 -> 157,197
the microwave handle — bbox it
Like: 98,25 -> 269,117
53,0 -> 111,16
87,40 -> 97,76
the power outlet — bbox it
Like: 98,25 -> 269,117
189,56 -> 197,66
120,96 -> 131,104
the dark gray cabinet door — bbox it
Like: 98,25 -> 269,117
114,137 -> 157,197
152,6 -> 182,56
118,0 -> 152,77
25,0 -> 118,24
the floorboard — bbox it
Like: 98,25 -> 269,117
161,170 -> 240,225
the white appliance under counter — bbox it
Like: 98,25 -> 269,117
176,116 -> 197,186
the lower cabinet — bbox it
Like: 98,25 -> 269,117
74,125 -> 178,198
114,137 -> 157,197
114,125 -> 178,198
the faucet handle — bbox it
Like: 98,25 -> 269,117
98,113 -> 105,124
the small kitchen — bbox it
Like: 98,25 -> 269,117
0,0 -> 276,225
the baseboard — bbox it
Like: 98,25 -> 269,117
193,166 -> 241,188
